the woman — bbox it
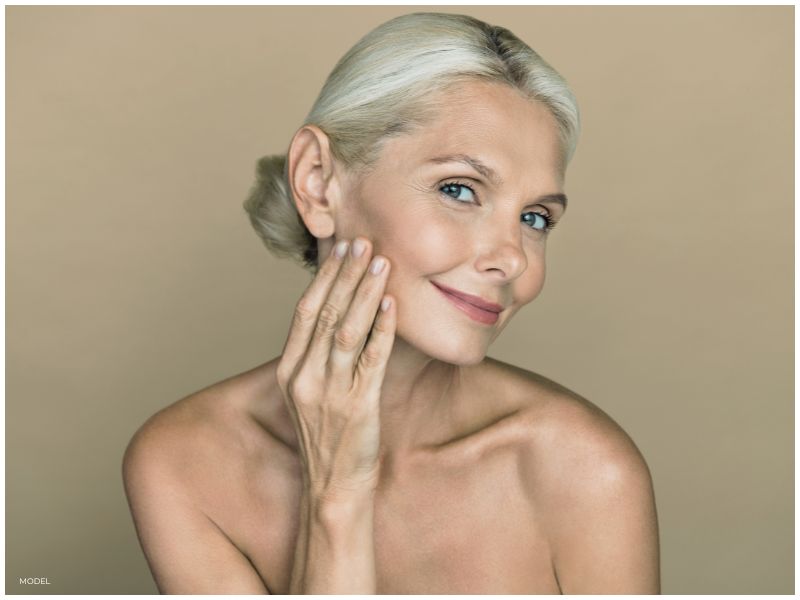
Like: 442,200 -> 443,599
122,12 -> 660,594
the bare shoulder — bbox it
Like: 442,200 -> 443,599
122,357 -> 292,491
121,379 -> 240,525
123,368 -> 248,467
479,358 -> 659,593
479,357 -> 653,490
120,363 -> 286,594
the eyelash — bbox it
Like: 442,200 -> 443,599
438,180 -> 557,233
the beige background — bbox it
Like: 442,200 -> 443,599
6,5 -> 793,594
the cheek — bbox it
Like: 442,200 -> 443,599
515,247 -> 547,304
366,207 -> 467,277
401,218 -> 465,271
517,271 -> 545,304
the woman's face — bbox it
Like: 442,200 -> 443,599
334,80 -> 567,365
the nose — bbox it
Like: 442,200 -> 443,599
473,221 -> 528,281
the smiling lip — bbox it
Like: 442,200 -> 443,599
431,281 -> 504,325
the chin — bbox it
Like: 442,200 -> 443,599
398,331 -> 490,366
436,338 -> 489,365
442,350 -> 487,367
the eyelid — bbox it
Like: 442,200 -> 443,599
440,177 -> 479,189
439,172 -> 485,189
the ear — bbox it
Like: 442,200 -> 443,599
287,125 -> 341,240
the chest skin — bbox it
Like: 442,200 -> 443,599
371,447 -> 558,594
201,425 -> 561,595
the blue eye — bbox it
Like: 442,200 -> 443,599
440,182 -> 476,203
439,182 -> 557,233
521,211 -> 555,232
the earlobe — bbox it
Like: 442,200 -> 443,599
287,125 -> 338,239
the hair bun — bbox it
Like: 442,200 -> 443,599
243,155 -> 317,268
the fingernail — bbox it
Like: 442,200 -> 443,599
352,238 -> 367,258
333,240 -> 349,258
369,256 -> 386,275
381,296 -> 392,311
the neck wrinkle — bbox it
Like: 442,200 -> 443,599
375,336 -> 463,464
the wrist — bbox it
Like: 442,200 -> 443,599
308,483 -> 376,523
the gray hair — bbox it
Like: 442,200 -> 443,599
244,12 -> 580,269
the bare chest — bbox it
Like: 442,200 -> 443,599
371,460 -> 559,594
204,443 -> 560,594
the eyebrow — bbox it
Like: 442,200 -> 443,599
427,154 -> 503,186
425,153 -> 568,210
537,193 -> 568,210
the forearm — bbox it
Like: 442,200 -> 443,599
289,485 -> 377,594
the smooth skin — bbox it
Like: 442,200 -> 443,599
122,80 -> 660,594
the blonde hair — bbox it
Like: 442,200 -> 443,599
244,12 -> 580,269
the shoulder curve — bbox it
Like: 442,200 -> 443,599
120,395 -> 272,594
479,357 -> 652,491
122,357 -> 295,489
122,392 -> 217,487
121,364 -> 262,476
480,356 -> 612,423
495,368 -> 660,593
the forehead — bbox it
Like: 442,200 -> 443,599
381,80 -> 565,186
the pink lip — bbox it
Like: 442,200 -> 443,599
431,281 -> 504,325
432,282 -> 504,312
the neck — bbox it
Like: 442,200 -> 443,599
375,336 -> 464,464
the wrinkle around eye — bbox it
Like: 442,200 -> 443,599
398,180 -> 449,216
406,179 -> 435,196
405,178 -> 474,206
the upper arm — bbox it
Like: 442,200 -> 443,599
535,404 -> 660,594
122,418 -> 270,594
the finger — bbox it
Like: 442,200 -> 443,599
303,237 -> 374,370
328,254 -> 391,382
278,239 -> 349,380
354,293 -> 397,394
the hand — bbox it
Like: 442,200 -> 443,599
276,237 -> 396,499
